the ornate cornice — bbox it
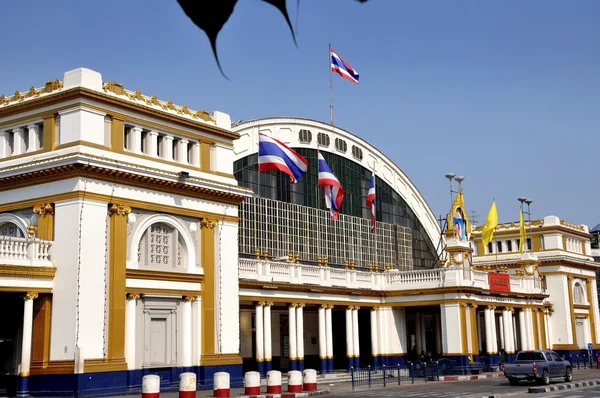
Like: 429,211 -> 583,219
0,162 -> 248,205
0,79 -> 63,105
0,265 -> 55,280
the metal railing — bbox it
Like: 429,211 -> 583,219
350,363 -> 439,390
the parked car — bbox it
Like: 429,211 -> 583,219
502,350 -> 572,385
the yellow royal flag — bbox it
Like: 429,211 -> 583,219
481,200 -> 498,247
519,209 -> 526,252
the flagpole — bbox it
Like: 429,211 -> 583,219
329,43 -> 334,126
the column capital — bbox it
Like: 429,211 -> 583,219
33,203 -> 54,216
470,303 -> 478,309
487,305 -> 496,310
200,218 -> 218,229
108,203 -> 131,217
264,301 -> 274,307
126,292 -> 141,300
130,126 -> 143,133
183,295 -> 197,302
459,302 -> 468,308
23,292 -> 38,301
586,278 -> 593,285
257,301 -> 266,307
567,275 -> 574,281
296,303 -> 305,308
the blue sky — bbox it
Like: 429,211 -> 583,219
1,0 -> 599,227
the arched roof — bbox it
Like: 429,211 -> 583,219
232,117 -> 442,252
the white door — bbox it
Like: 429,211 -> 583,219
576,318 -> 586,349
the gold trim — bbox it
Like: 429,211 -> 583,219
531,308 -> 540,349
32,294 -> 52,365
201,220 -> 216,356
30,360 -> 74,375
102,81 -> 216,124
567,275 -> 577,346
107,203 -> 129,362
0,79 -> 63,104
126,292 -> 141,300
127,288 -> 201,296
126,268 -> 204,284
0,265 -> 55,280
0,191 -> 239,224
200,354 -> 243,366
586,279 -> 597,345
539,308 -> 548,350
0,161 -> 248,206
33,203 -> 55,243
459,303 -> 469,355
469,304 -> 479,355
83,358 -> 127,373
0,86 -> 239,142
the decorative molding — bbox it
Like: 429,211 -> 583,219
0,79 -> 63,106
108,203 -> 132,217
0,265 -> 55,279
33,203 -> 54,217
102,81 -> 217,125
23,292 -> 39,300
126,293 -> 141,301
183,295 -> 197,302
200,218 -> 218,229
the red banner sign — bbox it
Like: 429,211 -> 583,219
488,272 -> 511,292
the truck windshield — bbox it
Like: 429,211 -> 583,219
516,352 -> 545,361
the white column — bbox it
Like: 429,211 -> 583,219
296,304 -> 304,362
519,309 -> 528,350
508,309 -> 516,353
190,142 -> 200,167
420,312 -> 426,354
352,307 -> 360,360
345,307 -> 354,360
318,305 -> 327,363
289,304 -> 297,362
176,139 -> 189,163
526,309 -> 535,349
124,293 -> 138,370
20,292 -> 37,377
325,305 -> 333,360
491,309 -> 498,353
434,313 -> 442,355
0,131 -> 8,157
192,296 -> 202,365
147,131 -> 159,157
545,310 -> 553,350
181,296 -> 193,367
377,308 -> 387,357
264,302 -> 272,363
484,306 -> 493,354
255,302 -> 264,363
27,124 -> 40,152
162,135 -> 174,160
502,310 -> 510,354
498,313 -> 505,351
130,126 -> 142,153
12,128 -> 24,155
415,312 -> 422,354
370,308 -> 379,360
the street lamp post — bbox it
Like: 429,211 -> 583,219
517,197 -> 534,253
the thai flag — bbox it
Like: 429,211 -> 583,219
331,48 -> 359,85
366,172 -> 376,232
258,133 -> 308,184
317,151 -> 344,220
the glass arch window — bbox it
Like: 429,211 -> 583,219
0,222 -> 24,237
573,282 -> 585,304
137,222 -> 188,269
234,148 -> 439,270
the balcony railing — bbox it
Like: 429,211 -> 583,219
239,258 -> 543,294
0,236 -> 53,266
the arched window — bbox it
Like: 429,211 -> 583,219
0,222 -> 24,237
573,282 -> 586,304
137,222 -> 188,269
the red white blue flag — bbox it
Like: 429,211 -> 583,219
317,151 -> 344,220
258,133 -> 309,184
366,172 -> 376,232
331,48 -> 359,85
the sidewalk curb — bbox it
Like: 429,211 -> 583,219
528,379 -> 600,393
234,391 -> 329,398
441,373 -> 504,382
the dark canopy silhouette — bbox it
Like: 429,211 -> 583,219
177,0 -> 368,79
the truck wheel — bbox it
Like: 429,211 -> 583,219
564,367 -> 573,382
508,377 -> 519,385
540,370 -> 550,385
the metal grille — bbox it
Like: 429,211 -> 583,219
239,196 -> 413,270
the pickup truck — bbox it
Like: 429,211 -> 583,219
502,350 -> 572,385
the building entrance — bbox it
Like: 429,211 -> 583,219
0,293 -> 23,397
